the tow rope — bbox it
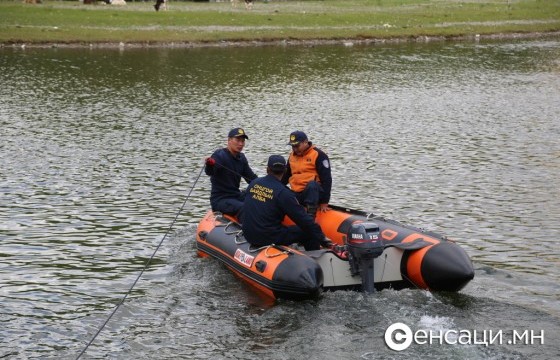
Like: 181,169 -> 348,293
76,164 -> 205,359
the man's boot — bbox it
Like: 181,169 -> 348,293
306,205 -> 317,219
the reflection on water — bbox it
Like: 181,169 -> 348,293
1,38 -> 559,358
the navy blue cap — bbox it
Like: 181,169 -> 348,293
228,127 -> 249,139
267,155 -> 286,171
288,130 -> 307,145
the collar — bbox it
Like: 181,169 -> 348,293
225,147 -> 241,159
292,142 -> 314,157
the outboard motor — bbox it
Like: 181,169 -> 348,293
345,222 -> 384,293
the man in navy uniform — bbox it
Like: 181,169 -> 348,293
205,128 -> 258,218
242,155 -> 330,250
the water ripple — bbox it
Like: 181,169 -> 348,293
1,39 -> 559,358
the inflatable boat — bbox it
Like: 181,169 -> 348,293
196,205 -> 474,301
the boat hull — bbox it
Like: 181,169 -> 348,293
196,205 -> 474,300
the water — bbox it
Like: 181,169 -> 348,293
1,38 -> 559,359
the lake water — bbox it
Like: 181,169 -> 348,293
1,37 -> 559,359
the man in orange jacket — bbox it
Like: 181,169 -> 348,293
282,130 -> 332,218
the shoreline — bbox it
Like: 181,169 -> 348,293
3,30 -> 560,49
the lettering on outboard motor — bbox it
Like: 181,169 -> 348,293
345,222 -> 384,293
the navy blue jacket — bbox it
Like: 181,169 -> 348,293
205,148 -> 257,209
242,174 -> 324,245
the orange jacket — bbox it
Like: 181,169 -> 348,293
283,144 -> 332,204
288,147 -> 320,192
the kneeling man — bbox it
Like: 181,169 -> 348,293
242,155 -> 329,251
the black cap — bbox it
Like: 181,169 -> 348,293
228,127 -> 249,139
288,130 -> 307,145
267,155 -> 286,171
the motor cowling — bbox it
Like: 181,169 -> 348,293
345,222 -> 383,293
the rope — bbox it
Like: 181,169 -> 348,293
76,164 -> 205,359
264,244 -> 294,258
247,244 -> 286,257
380,253 -> 387,282
377,249 -> 424,291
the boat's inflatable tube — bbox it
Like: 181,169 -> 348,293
197,212 -> 323,300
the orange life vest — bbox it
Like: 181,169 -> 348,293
288,145 -> 320,192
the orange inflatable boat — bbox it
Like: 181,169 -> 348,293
196,205 -> 474,300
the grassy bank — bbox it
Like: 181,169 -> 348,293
1,0 -> 559,46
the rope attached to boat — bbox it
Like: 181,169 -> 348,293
76,164 -> 205,359
378,252 -> 423,291
207,213 -> 248,244
380,253 -> 387,283
245,243 -> 294,257
264,245 -> 294,257
248,244 -> 270,253
211,213 -> 292,253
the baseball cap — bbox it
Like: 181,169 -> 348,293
267,155 -> 286,171
288,130 -> 307,145
228,127 -> 249,139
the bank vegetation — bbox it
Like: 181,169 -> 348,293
1,0 -> 559,47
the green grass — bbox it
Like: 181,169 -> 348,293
1,0 -> 559,45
